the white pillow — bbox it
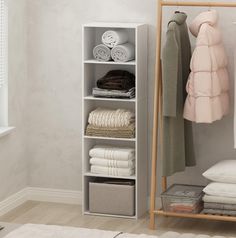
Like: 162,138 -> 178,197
203,160 -> 236,183
203,182 -> 236,198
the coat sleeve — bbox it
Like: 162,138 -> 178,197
162,24 -> 179,117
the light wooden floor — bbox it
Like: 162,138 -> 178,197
1,201 -> 236,236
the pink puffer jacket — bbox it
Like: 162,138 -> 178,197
183,10 -> 230,123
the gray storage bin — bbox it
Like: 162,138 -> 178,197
89,180 -> 135,216
161,184 -> 204,214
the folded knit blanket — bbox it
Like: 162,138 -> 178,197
88,108 -> 135,128
202,208 -> 236,216
92,87 -> 135,99
86,123 -> 135,139
90,158 -> 134,169
203,195 -> 236,205
97,70 -> 135,90
204,202 -> 236,211
91,165 -> 134,177
111,43 -> 135,62
102,30 -> 128,48
89,146 -> 135,160
93,44 -> 111,62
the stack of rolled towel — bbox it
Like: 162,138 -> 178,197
202,160 -> 236,216
89,145 -> 135,176
86,108 -> 135,138
93,70 -> 135,99
93,29 -> 135,62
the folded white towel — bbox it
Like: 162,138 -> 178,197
91,165 -> 134,176
203,195 -> 236,205
89,145 -> 135,161
88,108 -> 135,128
93,44 -> 111,62
111,43 -> 135,62
102,30 -> 128,48
90,157 -> 135,169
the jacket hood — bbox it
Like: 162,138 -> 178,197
168,12 -> 187,26
189,10 -> 218,37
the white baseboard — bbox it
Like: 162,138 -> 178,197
27,187 -> 82,205
0,187 -> 82,217
0,188 -> 28,217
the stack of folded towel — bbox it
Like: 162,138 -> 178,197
202,160 -> 236,216
89,145 -> 135,176
93,70 -> 135,99
86,108 -> 135,138
93,29 -> 135,62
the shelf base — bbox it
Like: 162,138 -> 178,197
155,209 -> 236,222
84,211 -> 137,219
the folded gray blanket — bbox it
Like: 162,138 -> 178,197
93,44 -> 111,62
204,202 -> 236,211
92,87 -> 135,99
202,208 -> 236,216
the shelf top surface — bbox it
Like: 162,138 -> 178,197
84,59 -> 136,65
83,22 -> 146,28
84,172 -> 136,180
84,95 -> 136,102
84,135 -> 136,142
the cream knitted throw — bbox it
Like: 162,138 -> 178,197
88,108 -> 135,128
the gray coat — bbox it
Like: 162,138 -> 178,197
162,12 -> 196,176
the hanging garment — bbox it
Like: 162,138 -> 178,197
162,12 -> 196,176
184,10 -> 230,123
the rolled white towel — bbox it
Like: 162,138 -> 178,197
111,43 -> 135,62
93,44 -> 111,62
102,30 -> 128,48
91,165 -> 134,176
89,146 -> 135,161
90,157 -> 135,169
88,108 -> 135,128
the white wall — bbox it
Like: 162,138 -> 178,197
1,0 -> 236,201
26,0 -> 156,191
0,0 -> 28,201
27,0 -> 236,195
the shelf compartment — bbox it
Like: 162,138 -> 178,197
156,209 -> 236,222
84,172 -> 136,180
84,95 -> 136,103
83,27 -> 135,61
83,63 -> 135,97
84,59 -> 136,66
82,139 -> 135,174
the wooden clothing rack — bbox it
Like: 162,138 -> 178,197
150,0 -> 236,230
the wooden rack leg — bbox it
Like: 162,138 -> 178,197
149,0 -> 163,230
162,176 -> 167,191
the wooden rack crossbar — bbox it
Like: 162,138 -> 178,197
150,0 -> 236,230
161,1 -> 236,7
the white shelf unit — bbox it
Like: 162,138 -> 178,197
82,22 -> 148,219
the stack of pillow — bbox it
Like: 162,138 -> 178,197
202,160 -> 236,216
